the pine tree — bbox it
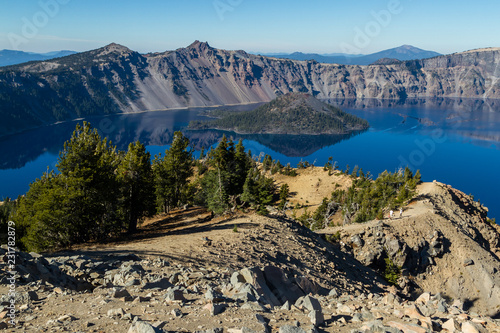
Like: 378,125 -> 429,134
277,184 -> 290,211
153,131 -> 193,213
205,168 -> 230,215
13,171 -> 73,251
241,167 -> 275,214
56,121 -> 121,241
14,122 -> 123,250
117,141 -> 155,233
231,139 -> 251,195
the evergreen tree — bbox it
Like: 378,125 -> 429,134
351,165 -> 359,178
13,171 -> 74,250
278,184 -> 290,211
153,131 -> 193,213
241,167 -> 275,214
13,122 -> 123,250
0,198 -> 14,235
117,141 -> 155,233
231,139 -> 251,195
56,121 -> 121,241
203,168 -> 230,215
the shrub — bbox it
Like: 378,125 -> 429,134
384,257 -> 401,285
326,231 -> 341,243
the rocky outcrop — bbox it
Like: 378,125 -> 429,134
2,248 -> 500,332
1,42 -> 499,137
324,181 -> 500,317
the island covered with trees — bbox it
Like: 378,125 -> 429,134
189,93 -> 369,135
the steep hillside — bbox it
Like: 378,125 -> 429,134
318,180 -> 500,317
189,93 -> 369,134
1,177 -> 500,332
1,41 -> 499,137
0,43 -> 148,136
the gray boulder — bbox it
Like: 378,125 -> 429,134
263,266 -> 305,304
279,326 -> 306,333
128,320 -> 161,333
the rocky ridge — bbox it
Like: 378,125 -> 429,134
1,228 -> 500,332
319,181 -> 500,318
1,41 -> 500,137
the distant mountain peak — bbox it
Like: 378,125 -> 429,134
392,45 -> 432,54
100,43 -> 132,54
262,45 -> 441,65
187,40 -> 212,51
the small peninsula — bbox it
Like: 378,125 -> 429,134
189,93 -> 369,135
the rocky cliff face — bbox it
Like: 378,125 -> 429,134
322,181 -> 500,317
1,42 -> 499,136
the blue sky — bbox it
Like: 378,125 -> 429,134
1,0 -> 499,55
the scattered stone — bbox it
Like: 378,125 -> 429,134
238,267 -> 280,306
164,288 -> 185,302
437,299 -> 448,313
205,287 -> 224,303
200,329 -> 223,333
350,234 -> 364,248
203,303 -> 226,316
128,320 -> 160,333
463,259 -> 474,267
152,321 -> 167,330
108,308 -> 126,318
328,288 -> 338,298
383,292 -> 401,305
281,301 -> 291,311
297,295 -> 321,312
25,314 -> 37,321
231,271 -> 246,286
27,291 -> 39,301
462,321 -> 487,333
241,301 -> 267,312
279,325 -> 306,333
417,303 -> 435,317
57,314 -> 76,322
308,310 -> 324,326
123,313 -> 135,321
263,265 -> 305,304
452,299 -> 464,311
458,313 -> 470,321
337,304 -> 353,314
442,318 -> 460,332
113,288 -> 132,299
143,277 -> 172,290
133,296 -> 151,303
171,308 -> 183,318
387,321 -> 428,333
415,292 -> 431,305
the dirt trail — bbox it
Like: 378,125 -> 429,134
317,182 -> 437,235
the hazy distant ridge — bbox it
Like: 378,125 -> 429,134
261,45 -> 442,65
0,50 -> 77,67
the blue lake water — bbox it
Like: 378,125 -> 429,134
0,99 -> 499,220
